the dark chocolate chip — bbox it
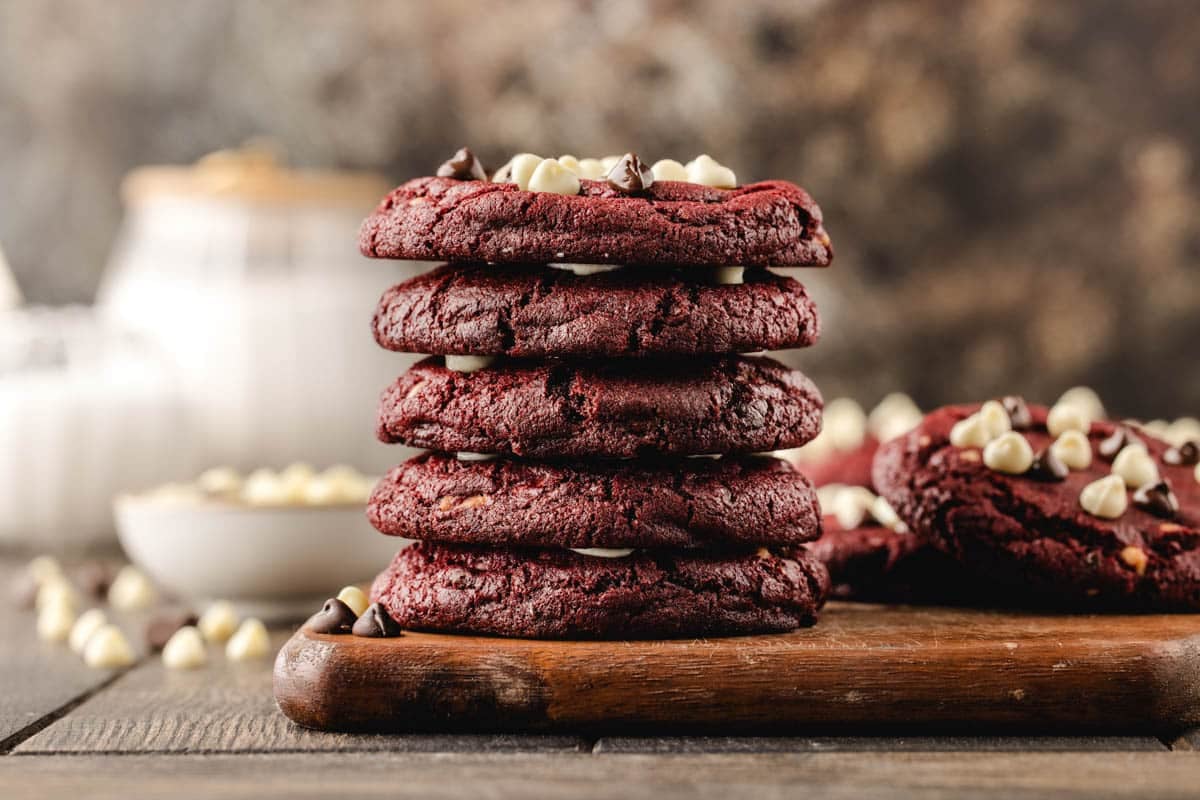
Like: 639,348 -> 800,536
1133,480 -> 1179,519
1164,440 -> 1200,467
303,598 -> 357,635
436,147 -> 487,181
1098,426 -> 1141,460
1027,447 -> 1068,482
145,610 -> 200,651
606,152 -> 655,193
74,561 -> 118,600
351,603 -> 402,638
1000,396 -> 1033,430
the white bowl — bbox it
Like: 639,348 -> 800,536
114,497 -> 408,621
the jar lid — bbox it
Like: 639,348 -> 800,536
121,142 -> 390,208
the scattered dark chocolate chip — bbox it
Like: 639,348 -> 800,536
1098,426 -> 1141,460
436,147 -> 487,181
1164,440 -> 1200,467
145,610 -> 200,651
1027,447 -> 1068,481
1133,481 -> 1179,519
303,598 -> 357,635
606,152 -> 655,193
1000,396 -> 1033,430
351,603 -> 402,638
74,561 -> 118,600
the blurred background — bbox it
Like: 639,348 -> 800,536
0,0 -> 1197,553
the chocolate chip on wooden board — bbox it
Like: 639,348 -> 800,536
303,598 -> 357,634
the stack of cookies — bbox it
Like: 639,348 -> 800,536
357,149 -> 835,638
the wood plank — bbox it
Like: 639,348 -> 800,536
594,736 -> 1168,753
15,628 -> 585,754
0,560 -> 127,752
273,602 -> 1200,733
4,751 -> 1200,800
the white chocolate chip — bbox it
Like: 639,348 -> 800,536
815,483 -> 846,512
107,566 -> 157,611
831,486 -> 876,529
978,400 -> 1013,440
1079,474 -> 1128,519
36,576 -> 78,613
1056,386 -> 1106,422
983,432 -> 1035,474
197,466 -> 242,495
69,608 -> 108,654
1166,417 -> 1200,448
304,465 -> 371,505
548,263 -> 622,275
575,158 -> 608,179
867,393 -> 923,442
456,452 -> 498,462
1050,430 -> 1093,470
1120,546 -> 1148,576
162,626 -> 207,670
568,548 -> 636,558
277,462 -> 315,502
555,155 -> 581,174
822,398 -> 867,452
27,555 -> 63,585
600,155 -> 622,171
650,159 -> 689,182
1111,443 -> 1160,489
869,496 -> 908,533
336,586 -> 369,617
708,266 -> 744,285
198,601 -> 240,644
37,598 -> 76,643
225,618 -> 271,662
241,469 -> 289,506
444,355 -> 496,373
1141,419 -> 1170,437
685,154 -> 737,188
83,624 -> 136,669
1046,402 -> 1092,437
528,158 -> 581,196
503,153 -> 543,188
949,413 -> 991,448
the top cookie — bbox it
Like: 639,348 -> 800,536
874,401 -> 1200,610
359,177 -> 832,268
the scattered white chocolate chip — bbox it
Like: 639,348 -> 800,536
36,576 -> 78,613
69,608 -> 108,654
1111,443 -> 1159,489
650,159 -> 688,182
867,393 -> 923,442
568,548 -> 636,558
685,154 -> 737,188
107,565 -> 157,611
198,601 -> 240,644
226,618 -> 271,662
556,155 -> 581,174
456,452 -> 498,462
197,466 -> 242,495
708,266 -> 744,285
303,465 -> 371,505
504,153 -> 543,189
1046,402 -> 1092,437
336,586 -> 369,617
822,398 -> 867,452
528,158 -> 581,196
1056,386 -> 1106,422
278,462 -> 316,502
983,432 -> 1035,474
241,469 -> 290,506
600,155 -> 622,171
28,555 -> 63,585
1140,419 -> 1170,438
83,625 -> 136,669
978,400 -> 1013,440
1050,430 -> 1093,470
1080,474 -> 1128,519
831,486 -> 876,529
949,413 -> 991,449
37,598 -> 76,643
548,263 -> 622,275
1166,417 -> 1200,448
869,496 -> 908,533
575,158 -> 608,179
444,355 -> 496,373
162,626 -> 208,670
1120,546 -> 1148,576
815,483 -> 846,512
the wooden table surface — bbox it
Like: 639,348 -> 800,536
4,557 -> 1200,799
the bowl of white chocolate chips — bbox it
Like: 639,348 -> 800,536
114,464 -> 409,619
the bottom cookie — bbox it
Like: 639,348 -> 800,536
370,542 -> 830,639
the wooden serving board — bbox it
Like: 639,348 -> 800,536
273,602 -> 1200,734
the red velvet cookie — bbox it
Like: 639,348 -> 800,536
372,263 -> 821,358
359,177 -> 832,268
369,542 -> 830,639
368,452 -> 821,549
873,402 -> 1200,610
377,355 -> 823,458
